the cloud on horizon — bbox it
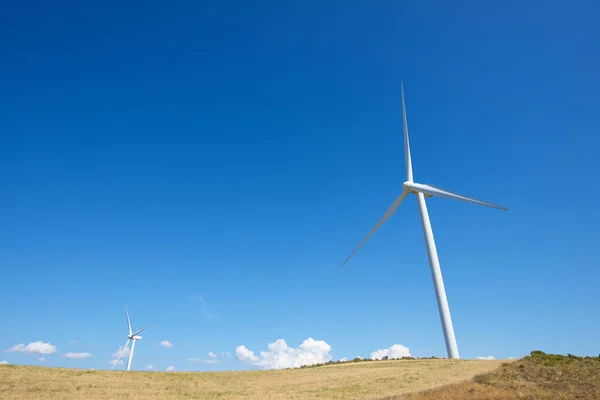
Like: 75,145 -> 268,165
188,357 -> 220,364
370,344 -> 411,360
477,356 -> 495,360
166,365 -> 175,372
110,345 -> 130,366
236,337 -> 332,370
63,352 -> 92,359
112,345 -> 130,358
4,342 -> 57,355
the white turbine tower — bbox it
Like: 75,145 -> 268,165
112,305 -> 151,371
339,82 -> 507,359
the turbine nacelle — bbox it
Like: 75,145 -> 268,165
129,335 -> 142,340
402,180 -> 414,190
403,181 -> 432,197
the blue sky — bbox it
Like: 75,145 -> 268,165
1,0 -> 599,371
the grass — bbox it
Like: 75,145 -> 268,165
2,352 -> 597,399
406,351 -> 600,400
0,358 -> 503,400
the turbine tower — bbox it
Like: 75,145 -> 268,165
339,83 -> 507,359
112,305 -> 151,371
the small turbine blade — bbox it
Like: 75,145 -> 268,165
401,82 -> 413,182
125,305 -> 132,336
111,338 -> 130,370
408,182 -> 508,211
132,324 -> 151,337
340,191 -> 409,269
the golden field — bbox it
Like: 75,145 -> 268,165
407,352 -> 600,400
0,359 -> 503,400
4,352 -> 597,400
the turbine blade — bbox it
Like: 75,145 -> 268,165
340,191 -> 409,269
408,182 -> 508,211
125,305 -> 132,336
132,324 -> 151,337
401,82 -> 413,182
111,338 -> 130,370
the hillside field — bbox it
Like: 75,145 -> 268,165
2,352 -> 598,399
0,358 -> 503,400
408,351 -> 600,400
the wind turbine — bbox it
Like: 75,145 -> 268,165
111,305 -> 151,371
339,82 -> 507,359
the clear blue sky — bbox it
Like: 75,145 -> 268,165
1,0 -> 599,371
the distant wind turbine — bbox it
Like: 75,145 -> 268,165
112,305 -> 151,371
339,82 -> 508,359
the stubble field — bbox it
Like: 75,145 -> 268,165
0,359 -> 504,400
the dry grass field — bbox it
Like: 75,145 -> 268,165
0,358 -> 504,400
407,351 -> 600,400
3,352 -> 597,399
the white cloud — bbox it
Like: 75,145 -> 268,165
145,364 -> 154,370
63,352 -> 92,359
69,341 -> 76,344
160,341 -> 173,349
110,345 -> 129,366
235,346 -> 259,363
112,345 -> 130,359
166,365 -> 175,372
5,344 -> 25,353
477,356 -> 495,360
339,357 -> 348,362
370,344 -> 411,360
0,360 -> 8,365
222,352 -> 232,357
4,342 -> 57,355
236,337 -> 332,370
38,357 -> 45,362
508,357 -> 514,360
208,351 -> 217,358
188,357 -> 220,364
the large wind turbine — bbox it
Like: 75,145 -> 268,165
112,305 -> 151,371
339,83 -> 507,359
